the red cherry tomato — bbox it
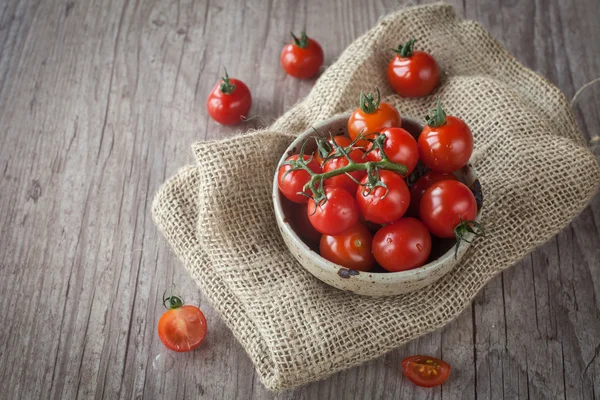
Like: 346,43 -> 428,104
323,148 -> 367,194
307,186 -> 359,236
372,218 -> 431,272
313,136 -> 353,165
402,355 -> 451,388
420,180 -> 478,238
206,70 -> 252,125
356,170 -> 409,225
158,296 -> 207,352
387,39 -> 439,98
280,32 -> 324,79
293,204 -> 322,246
278,155 -> 322,203
366,127 -> 418,175
407,171 -> 458,217
348,90 -> 401,148
418,100 -> 473,173
320,224 -> 375,271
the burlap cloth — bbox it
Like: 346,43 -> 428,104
152,2 -> 600,391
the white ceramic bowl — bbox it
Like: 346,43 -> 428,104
272,114 -> 482,296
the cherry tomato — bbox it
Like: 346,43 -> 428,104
407,171 -> 458,217
420,180 -> 477,238
356,170 -> 409,225
402,355 -> 451,388
320,224 -> 375,271
293,204 -> 321,246
348,90 -> 401,148
158,295 -> 207,352
366,128 -> 418,175
313,136 -> 353,165
418,100 -> 473,173
323,148 -> 367,194
387,39 -> 439,98
372,218 -> 431,272
307,186 -> 359,236
206,70 -> 252,125
278,155 -> 322,203
280,32 -> 324,79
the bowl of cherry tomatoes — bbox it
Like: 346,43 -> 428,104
273,96 -> 483,296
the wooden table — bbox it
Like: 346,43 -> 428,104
1,0 -> 599,398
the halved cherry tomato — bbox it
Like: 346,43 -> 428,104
323,148 -> 367,194
387,39 -> 439,98
320,224 -> 374,271
407,171 -> 458,217
366,127 -> 419,175
420,180 -> 477,238
293,204 -> 322,246
313,136 -> 353,165
356,170 -> 409,225
418,100 -> 473,173
307,186 -> 359,236
372,218 -> 431,272
277,155 -> 322,204
402,355 -> 451,388
281,32 -> 324,79
158,295 -> 207,353
206,70 -> 252,125
348,90 -> 401,148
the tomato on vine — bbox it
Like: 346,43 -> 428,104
402,356 -> 451,388
347,89 -> 401,148
307,186 -> 359,236
320,223 -> 375,271
313,136 -> 352,165
407,171 -> 458,217
206,69 -> 252,125
278,154 -> 322,203
158,292 -> 207,352
366,127 -> 419,175
418,99 -> 473,173
356,170 -> 409,225
281,31 -> 324,79
387,39 -> 439,98
323,148 -> 367,194
372,218 -> 431,272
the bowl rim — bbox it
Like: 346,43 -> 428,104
272,113 -> 482,283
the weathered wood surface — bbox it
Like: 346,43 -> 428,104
1,0 -> 599,399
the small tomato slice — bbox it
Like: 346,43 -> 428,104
356,170 -> 409,225
323,148 -> 367,194
401,355 -> 451,388
277,155 -> 323,203
320,224 -> 375,271
158,304 -> 207,352
307,186 -> 359,236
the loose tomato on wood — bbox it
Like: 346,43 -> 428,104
158,295 -> 207,352
407,171 -> 458,217
402,355 -> 451,388
372,218 -> 431,272
387,39 -> 440,98
281,32 -> 324,79
356,170 -> 409,225
278,155 -> 322,203
418,99 -> 473,173
307,186 -> 359,236
206,70 -> 252,125
366,127 -> 419,175
348,89 -> 401,148
323,148 -> 367,194
320,224 -> 375,271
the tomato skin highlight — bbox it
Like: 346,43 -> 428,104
356,170 -> 410,225
307,186 -> 359,236
323,149 -> 367,194
206,78 -> 252,125
320,224 -> 375,271
158,305 -> 208,352
402,355 -> 451,388
407,171 -> 458,217
280,37 -> 324,79
348,103 -> 401,148
418,115 -> 473,173
420,180 -> 478,238
372,218 -> 432,272
387,51 -> 439,98
277,155 -> 323,204
366,127 -> 419,175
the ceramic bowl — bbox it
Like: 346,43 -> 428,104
272,114 -> 482,296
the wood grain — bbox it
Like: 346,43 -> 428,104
0,0 -> 599,399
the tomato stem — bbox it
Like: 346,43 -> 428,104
163,290 -> 184,310
425,97 -> 447,128
219,68 -> 236,94
393,38 -> 417,58
359,88 -> 381,114
453,218 -> 485,258
291,31 -> 309,48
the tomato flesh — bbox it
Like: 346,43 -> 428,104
158,305 -> 207,352
320,224 -> 375,271
402,355 -> 451,388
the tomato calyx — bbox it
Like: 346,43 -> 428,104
453,218 -> 485,258
392,37 -> 416,58
163,291 -> 184,310
425,97 -> 447,128
219,68 -> 236,95
291,31 -> 309,49
359,88 -> 382,114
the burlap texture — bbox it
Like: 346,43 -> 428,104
152,3 -> 600,391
